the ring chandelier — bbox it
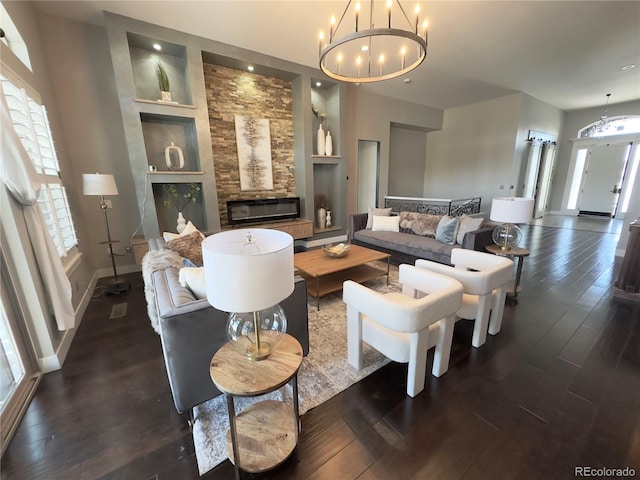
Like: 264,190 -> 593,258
318,0 -> 429,83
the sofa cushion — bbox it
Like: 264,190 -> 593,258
435,216 -> 459,245
163,221 -> 204,241
366,206 -> 392,228
354,229 -> 455,263
166,231 -> 204,265
179,267 -> 207,300
399,212 -> 442,237
372,214 -> 400,232
456,215 -> 485,245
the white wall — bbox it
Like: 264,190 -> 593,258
424,93 -> 564,213
424,94 -> 521,207
388,125 -> 427,197
346,88 -> 443,216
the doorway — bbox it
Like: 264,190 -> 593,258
357,140 -> 380,212
564,141 -> 634,218
579,143 -> 630,216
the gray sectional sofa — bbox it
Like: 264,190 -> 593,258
349,212 -> 495,265
143,238 -> 310,418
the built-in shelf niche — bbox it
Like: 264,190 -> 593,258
152,182 -> 204,234
127,32 -> 192,105
311,79 -> 341,157
140,113 -> 200,172
313,162 -> 341,232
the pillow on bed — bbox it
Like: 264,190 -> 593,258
366,207 -> 392,228
372,215 -> 400,232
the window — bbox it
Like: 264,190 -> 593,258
1,74 -> 78,257
578,115 -> 640,138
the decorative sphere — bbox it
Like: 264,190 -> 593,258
226,304 -> 287,359
492,224 -> 522,249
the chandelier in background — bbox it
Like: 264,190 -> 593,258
318,0 -> 428,83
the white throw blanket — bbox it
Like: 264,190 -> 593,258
141,248 -> 183,334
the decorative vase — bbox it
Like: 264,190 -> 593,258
317,207 -> 326,229
160,91 -> 172,102
325,131 -> 333,156
176,212 -> 187,233
317,125 -> 325,156
165,142 -> 185,171
325,210 -> 332,228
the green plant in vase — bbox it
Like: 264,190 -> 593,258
155,59 -> 171,102
162,183 -> 201,233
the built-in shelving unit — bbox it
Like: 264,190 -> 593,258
105,13 -> 220,238
106,13 -> 347,243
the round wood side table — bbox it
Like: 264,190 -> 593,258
210,334 -> 303,480
486,244 -> 531,300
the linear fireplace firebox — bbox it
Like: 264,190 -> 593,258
226,197 -> 301,225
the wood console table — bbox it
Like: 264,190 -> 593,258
210,335 -> 303,479
222,218 -> 313,240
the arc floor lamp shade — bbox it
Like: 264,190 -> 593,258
202,228 -> 294,359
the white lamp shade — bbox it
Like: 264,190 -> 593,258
490,197 -> 534,224
83,173 -> 119,196
202,228 -> 294,313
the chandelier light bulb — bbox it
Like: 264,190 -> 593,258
330,15 -> 336,41
387,0 -> 393,27
355,2 -> 361,32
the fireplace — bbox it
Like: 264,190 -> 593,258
226,197 -> 301,225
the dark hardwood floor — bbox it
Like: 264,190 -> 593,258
2,223 -> 639,479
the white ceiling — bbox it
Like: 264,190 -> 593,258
32,0 -> 640,111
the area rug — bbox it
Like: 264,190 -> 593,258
192,261 -> 400,475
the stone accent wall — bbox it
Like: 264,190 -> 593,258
203,63 -> 295,225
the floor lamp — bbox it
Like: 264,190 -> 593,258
83,173 -> 130,294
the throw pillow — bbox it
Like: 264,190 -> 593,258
163,221 -> 204,242
372,214 -> 400,232
366,207 -> 392,229
166,231 -> 204,265
399,212 -> 441,237
178,267 -> 207,300
456,215 -> 484,245
435,216 -> 459,245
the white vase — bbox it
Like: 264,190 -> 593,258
160,91 -> 172,102
165,142 -> 185,171
325,131 -> 333,156
325,210 -> 332,228
176,212 -> 187,233
317,207 -> 326,229
317,125 -> 325,156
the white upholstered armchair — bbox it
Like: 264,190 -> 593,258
415,248 -> 514,348
343,264 -> 463,397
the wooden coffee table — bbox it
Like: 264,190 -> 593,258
294,244 -> 390,310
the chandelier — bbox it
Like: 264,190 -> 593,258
318,0 -> 429,83
580,93 -> 612,138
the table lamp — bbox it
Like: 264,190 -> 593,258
202,228 -> 294,360
83,173 -> 130,294
490,197 -> 534,250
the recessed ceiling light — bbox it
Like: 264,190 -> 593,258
403,78 -> 412,84
361,45 -> 369,52
316,81 -> 322,87
247,65 -> 254,72
152,43 -> 162,51
622,64 -> 636,70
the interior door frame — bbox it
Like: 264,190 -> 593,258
561,133 -> 640,217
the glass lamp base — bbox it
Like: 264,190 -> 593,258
492,223 -> 522,250
227,305 -> 287,361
